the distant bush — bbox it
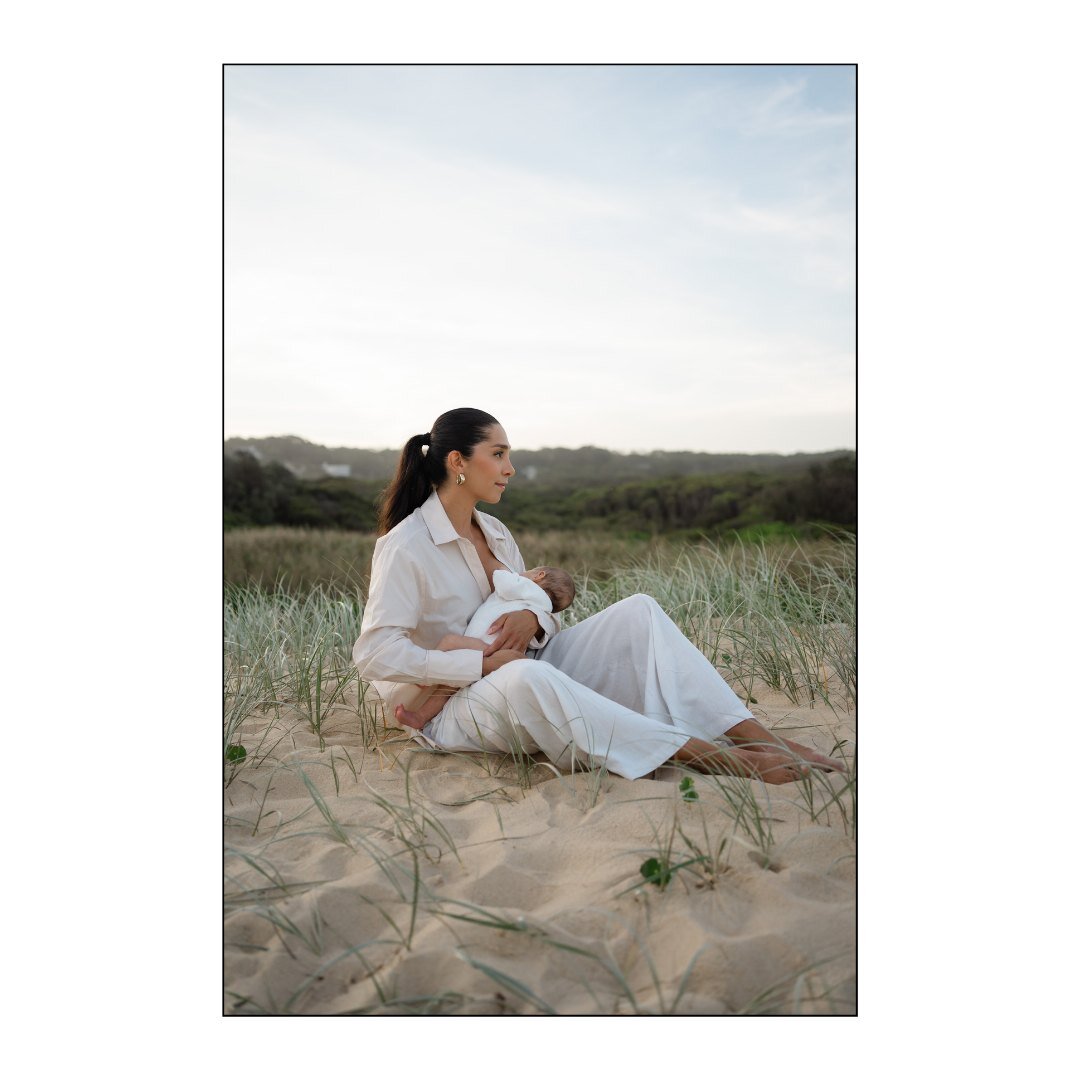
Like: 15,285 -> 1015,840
223,452 -> 299,527
225,452 -> 382,532
762,454 -> 856,527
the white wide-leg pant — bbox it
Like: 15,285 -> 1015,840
424,594 -> 754,780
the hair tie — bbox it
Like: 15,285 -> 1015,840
419,431 -> 431,456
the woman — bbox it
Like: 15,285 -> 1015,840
353,408 -> 843,784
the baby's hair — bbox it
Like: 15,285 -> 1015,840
535,566 -> 575,613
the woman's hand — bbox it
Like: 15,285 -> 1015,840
484,610 -> 542,656
481,648 -> 528,676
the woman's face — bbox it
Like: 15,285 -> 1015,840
461,424 -> 515,503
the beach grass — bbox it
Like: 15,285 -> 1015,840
224,531 -> 855,1015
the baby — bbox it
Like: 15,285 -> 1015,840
393,565 -> 576,730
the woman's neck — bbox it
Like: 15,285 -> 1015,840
436,486 -> 477,538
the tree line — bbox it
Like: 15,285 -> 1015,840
224,435 -> 852,486
224,450 -> 856,537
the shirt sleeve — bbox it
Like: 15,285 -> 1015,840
353,539 -> 484,687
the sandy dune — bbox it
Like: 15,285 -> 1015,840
224,683 -> 855,1015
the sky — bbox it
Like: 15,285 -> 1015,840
225,64 -> 855,454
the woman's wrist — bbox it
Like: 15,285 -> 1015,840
521,611 -> 542,646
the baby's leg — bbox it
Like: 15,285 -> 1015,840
395,635 -> 489,729
396,685 -> 458,729
436,633 -> 487,651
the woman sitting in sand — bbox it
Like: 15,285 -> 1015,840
353,408 -> 843,784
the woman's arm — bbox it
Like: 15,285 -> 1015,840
353,540 -> 484,687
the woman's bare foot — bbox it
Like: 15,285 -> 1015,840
775,736 -> 847,773
674,738 -> 808,785
725,718 -> 847,773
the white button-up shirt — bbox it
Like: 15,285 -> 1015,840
353,491 -> 561,716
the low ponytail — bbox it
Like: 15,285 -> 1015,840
376,408 -> 500,534
377,433 -> 432,535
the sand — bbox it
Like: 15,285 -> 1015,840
224,683 -> 855,1016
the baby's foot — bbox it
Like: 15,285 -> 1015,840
394,704 -> 428,731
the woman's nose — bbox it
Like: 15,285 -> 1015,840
505,458 -> 516,476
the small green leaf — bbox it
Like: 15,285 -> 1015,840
748,697 -> 758,704
640,857 -> 672,887
721,653 -> 732,662
683,789 -> 699,801
679,776 -> 694,791
226,744 -> 247,763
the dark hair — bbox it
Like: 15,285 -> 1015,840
377,408 -> 500,534
536,566 -> 576,613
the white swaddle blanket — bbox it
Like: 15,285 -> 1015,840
463,569 -> 553,643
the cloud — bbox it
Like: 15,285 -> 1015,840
225,66 -> 855,453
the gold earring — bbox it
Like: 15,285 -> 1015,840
456,472 -> 465,486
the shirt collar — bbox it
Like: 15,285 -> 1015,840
419,490 -> 509,552
474,508 -> 509,552
419,491 -> 460,546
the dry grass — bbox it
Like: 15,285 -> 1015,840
225,528 -> 377,593
224,525 -> 847,593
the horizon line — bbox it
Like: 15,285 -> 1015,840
224,434 -> 856,456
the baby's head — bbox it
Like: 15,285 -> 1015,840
523,566 -> 575,614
